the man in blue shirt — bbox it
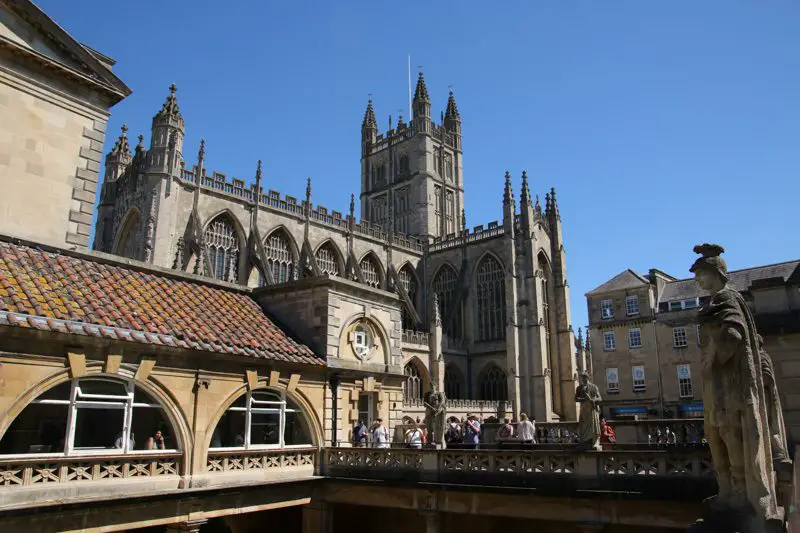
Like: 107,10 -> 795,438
462,414 -> 481,449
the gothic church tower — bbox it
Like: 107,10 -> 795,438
360,73 -> 463,240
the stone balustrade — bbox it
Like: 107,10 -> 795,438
0,452 -> 181,488
321,446 -> 715,500
206,447 -> 315,473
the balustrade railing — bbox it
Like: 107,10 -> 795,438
0,452 -> 181,488
206,448 -> 315,473
321,447 -> 715,499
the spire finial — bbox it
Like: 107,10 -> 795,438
521,170 -> 531,204
362,98 -> 377,131
349,193 -> 355,217
306,177 -> 312,202
198,139 -> 205,164
157,84 -> 182,119
461,207 -> 466,234
578,326 -> 583,343
503,170 -> 513,205
445,88 -> 460,120
110,124 -> 131,157
535,194 -> 542,216
137,134 -> 144,145
255,159 -> 262,189
433,292 -> 442,327
413,71 -> 430,102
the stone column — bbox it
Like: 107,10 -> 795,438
420,511 -> 441,533
302,501 -> 332,533
166,519 -> 207,532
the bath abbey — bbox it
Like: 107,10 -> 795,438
91,75 -> 582,424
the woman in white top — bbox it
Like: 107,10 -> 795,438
405,424 -> 423,449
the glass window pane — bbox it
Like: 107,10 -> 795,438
37,381 -> 72,401
250,412 -> 280,446
75,407 -> 125,449
78,379 -> 128,398
252,391 -> 282,403
284,411 -> 311,446
211,410 -> 246,448
0,403 -> 69,454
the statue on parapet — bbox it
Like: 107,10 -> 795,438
575,372 -> 602,449
687,243 -> 791,533
423,384 -> 447,449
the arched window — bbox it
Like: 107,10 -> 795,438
479,364 -> 508,402
204,215 -> 239,282
398,264 -> 418,330
403,362 -> 422,401
115,210 -> 140,260
0,378 -> 177,455
476,256 -> 506,342
315,242 -> 341,277
359,254 -> 381,288
210,389 -> 311,449
265,230 -> 295,284
433,265 -> 461,339
444,364 -> 463,400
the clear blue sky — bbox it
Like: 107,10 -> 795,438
39,1 -> 799,327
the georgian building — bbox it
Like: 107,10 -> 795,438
586,260 -> 800,443
91,71 -> 580,423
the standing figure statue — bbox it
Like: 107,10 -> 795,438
690,243 -> 790,532
423,385 -> 447,449
575,372 -> 602,449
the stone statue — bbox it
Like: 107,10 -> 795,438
423,385 -> 447,449
689,243 -> 790,533
574,372 -> 602,449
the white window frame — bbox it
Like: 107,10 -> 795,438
603,331 -> 616,351
632,365 -> 646,392
625,295 -> 639,316
0,377 -> 176,459
600,299 -> 614,319
211,389 -> 308,451
678,364 -> 693,398
606,368 -> 620,392
628,328 -> 642,349
673,327 -> 688,348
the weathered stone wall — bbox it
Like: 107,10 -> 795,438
0,69 -> 107,248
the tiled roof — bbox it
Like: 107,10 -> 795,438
586,269 -> 649,296
0,241 -> 322,365
660,260 -> 800,302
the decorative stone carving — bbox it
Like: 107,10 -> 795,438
687,243 -> 791,533
423,386 -> 447,449
574,372 -> 601,449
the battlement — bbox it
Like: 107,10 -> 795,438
178,166 -> 425,253
429,220 -> 505,253
366,120 -> 458,156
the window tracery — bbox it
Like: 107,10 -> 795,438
479,364 -> 508,402
265,230 -> 295,284
432,265 -> 461,339
315,242 -> 340,277
359,255 -> 380,288
204,216 -> 239,282
476,256 -> 506,342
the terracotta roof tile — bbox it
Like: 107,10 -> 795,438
0,241 -> 322,366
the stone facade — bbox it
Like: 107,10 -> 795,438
92,77 -> 580,423
586,261 -> 800,442
0,0 -> 129,249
